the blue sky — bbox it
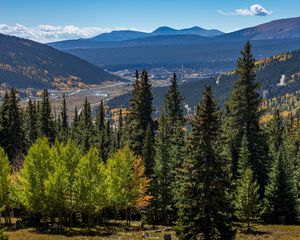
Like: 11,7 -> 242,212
0,0 -> 299,42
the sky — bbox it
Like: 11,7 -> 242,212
0,0 -> 299,42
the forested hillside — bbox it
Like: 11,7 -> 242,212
109,49 -> 300,116
0,34 -> 122,89
1,43 -> 300,240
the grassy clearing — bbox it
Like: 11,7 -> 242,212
4,225 -> 300,240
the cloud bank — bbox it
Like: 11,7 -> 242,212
0,24 -> 129,43
219,4 -> 272,17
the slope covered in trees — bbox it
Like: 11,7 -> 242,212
0,34 -> 122,90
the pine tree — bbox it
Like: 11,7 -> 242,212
78,98 -> 94,152
224,42 -> 268,192
25,99 -> 38,147
116,109 -> 123,149
237,134 -> 251,177
176,86 -> 234,240
142,124 -> 155,178
153,109 -> 174,225
235,168 -> 262,232
60,93 -> 68,139
96,100 -> 105,132
125,70 -> 153,156
38,89 -> 55,143
264,148 -> 298,224
0,89 -> 25,163
267,109 -> 284,158
165,73 -> 184,125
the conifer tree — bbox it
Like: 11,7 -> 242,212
78,98 -> 94,152
153,109 -> 174,225
264,148 -> 298,224
60,93 -> 68,139
237,134 -> 251,177
38,89 -> 55,143
116,108 -> 123,149
0,89 -> 25,163
235,168 -> 262,232
165,73 -> 184,125
267,108 -> 284,156
224,42 -> 268,191
176,86 -> 234,240
126,70 -> 153,156
25,99 -> 38,147
96,100 -> 105,132
142,124 -> 155,178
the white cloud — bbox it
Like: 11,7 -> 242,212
218,4 -> 272,17
0,23 -> 132,43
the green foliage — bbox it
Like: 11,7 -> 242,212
0,147 -> 11,214
0,89 -> 25,162
38,90 -> 55,143
125,70 -> 153,156
235,168 -> 262,231
74,147 -> 107,227
224,42 -> 269,192
21,137 -> 52,216
264,148 -> 298,224
176,86 -> 234,240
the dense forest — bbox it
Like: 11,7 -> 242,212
1,42 -> 300,240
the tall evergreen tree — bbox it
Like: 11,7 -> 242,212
38,89 -> 55,143
176,86 -> 234,240
116,109 -> 123,149
126,70 -> 153,156
0,89 -> 25,163
61,93 -> 68,138
153,109 -> 174,225
224,42 -> 268,192
25,99 -> 38,147
142,124 -> 155,178
267,108 -> 284,156
96,100 -> 105,132
165,73 -> 184,125
78,98 -> 94,152
264,148 -> 298,224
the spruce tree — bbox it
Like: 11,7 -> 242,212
116,109 -> 123,149
78,98 -> 94,152
237,134 -> 251,178
225,42 -> 268,192
176,86 -> 234,240
0,89 -> 25,163
153,109 -> 174,225
61,93 -> 68,139
96,100 -> 105,132
267,108 -> 284,161
264,148 -> 298,224
235,168 -> 262,232
25,99 -> 38,147
126,70 -> 153,156
142,124 -> 155,178
38,89 -> 55,143
165,73 -> 184,125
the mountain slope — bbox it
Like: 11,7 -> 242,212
218,17 -> 300,41
108,49 -> 300,111
0,34 -> 122,89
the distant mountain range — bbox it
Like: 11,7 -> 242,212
48,17 -> 300,68
0,34 -> 122,89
